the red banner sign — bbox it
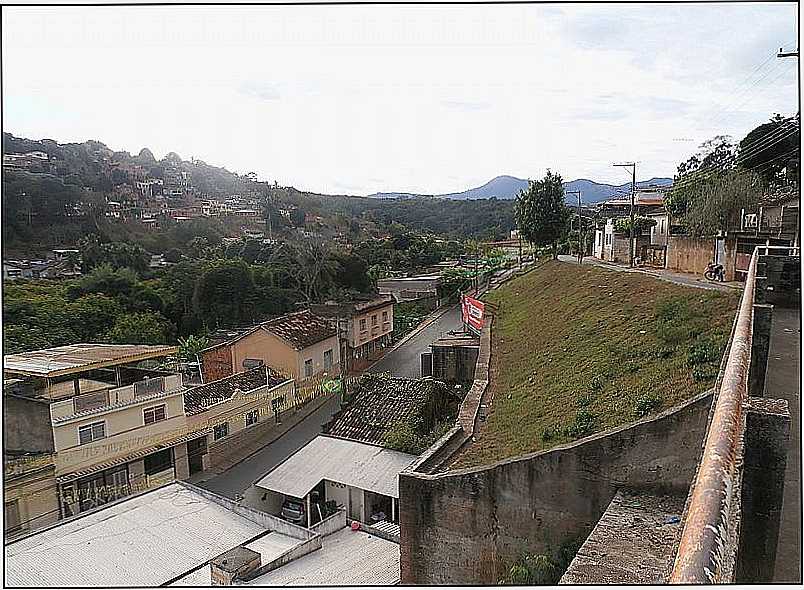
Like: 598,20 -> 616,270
461,294 -> 485,333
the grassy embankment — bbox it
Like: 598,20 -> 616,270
453,260 -> 741,468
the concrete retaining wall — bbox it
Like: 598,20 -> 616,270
399,389 -> 714,584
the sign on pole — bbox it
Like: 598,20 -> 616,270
461,294 -> 485,334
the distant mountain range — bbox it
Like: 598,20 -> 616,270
368,175 -> 673,204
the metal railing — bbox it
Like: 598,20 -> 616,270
669,249 -> 758,583
670,244 -> 799,582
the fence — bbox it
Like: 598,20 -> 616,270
669,245 -> 798,583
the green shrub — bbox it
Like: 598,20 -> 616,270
635,393 -> 662,418
541,427 -> 554,442
692,364 -> 718,382
575,393 -> 593,408
687,337 -> 722,366
500,554 -> 561,585
564,409 -> 597,439
589,375 -> 604,391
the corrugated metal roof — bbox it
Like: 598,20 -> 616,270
244,527 -> 400,586
255,435 -> 416,499
3,483 -> 291,587
169,532 -> 301,586
4,343 -> 178,377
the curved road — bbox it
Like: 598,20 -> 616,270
368,305 -> 464,378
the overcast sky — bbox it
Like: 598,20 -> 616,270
2,3 -> 798,195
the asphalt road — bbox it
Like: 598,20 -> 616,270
368,304 -> 464,378
197,394 -> 342,499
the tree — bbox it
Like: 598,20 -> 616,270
163,248 -> 183,263
285,241 -> 338,303
104,311 -> 173,345
192,259 -> 255,328
515,170 -> 571,259
666,136 -> 737,219
178,334 -> 210,362
738,114 -> 800,189
682,167 -> 762,237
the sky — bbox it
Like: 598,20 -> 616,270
2,2 -> 799,196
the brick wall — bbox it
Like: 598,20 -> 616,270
399,389 -> 714,584
200,344 -> 233,383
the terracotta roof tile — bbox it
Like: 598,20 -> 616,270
260,310 -> 337,350
326,375 -> 447,445
183,367 -> 288,415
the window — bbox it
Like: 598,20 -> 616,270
144,448 -> 173,476
324,349 -> 333,370
371,314 -> 378,326
78,421 -> 106,445
359,318 -> 367,332
245,409 -> 259,427
304,359 -> 313,378
243,358 -> 264,370
143,404 -> 167,425
213,422 -> 229,441
382,310 -> 389,322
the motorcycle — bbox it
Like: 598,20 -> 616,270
704,261 -> 725,282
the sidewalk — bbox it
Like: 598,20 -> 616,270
557,255 -> 742,293
186,391 -> 337,485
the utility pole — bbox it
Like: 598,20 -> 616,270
566,190 -> 583,264
613,162 -> 636,266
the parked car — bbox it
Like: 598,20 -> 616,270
281,498 -> 306,526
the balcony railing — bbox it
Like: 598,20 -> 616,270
50,374 -> 183,422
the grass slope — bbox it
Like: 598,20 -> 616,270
454,260 -> 740,468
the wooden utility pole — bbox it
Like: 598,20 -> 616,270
613,162 -> 637,266
566,190 -> 583,264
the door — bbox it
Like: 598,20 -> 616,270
715,237 -> 726,266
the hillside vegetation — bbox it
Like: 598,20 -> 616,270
454,261 -> 740,468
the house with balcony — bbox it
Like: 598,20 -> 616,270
3,344 -> 207,528
199,310 -> 340,384
311,295 -> 395,373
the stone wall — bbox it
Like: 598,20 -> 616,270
399,389 -> 714,584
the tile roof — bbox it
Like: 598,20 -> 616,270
260,309 -> 337,350
183,367 -> 289,415
254,435 -> 416,499
326,375 -> 446,445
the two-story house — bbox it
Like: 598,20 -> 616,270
311,295 -> 395,373
3,344 -> 206,527
199,310 -> 340,384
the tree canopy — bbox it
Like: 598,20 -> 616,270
515,170 -> 571,258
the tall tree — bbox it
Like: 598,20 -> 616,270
515,170 -> 570,259
738,113 -> 800,189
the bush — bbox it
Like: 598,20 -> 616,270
692,364 -> 718,382
686,337 -> 722,366
635,393 -> 662,418
500,554 -> 561,585
575,393 -> 593,408
564,409 -> 597,439
589,375 -> 604,392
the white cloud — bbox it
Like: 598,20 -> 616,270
2,3 -> 798,194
